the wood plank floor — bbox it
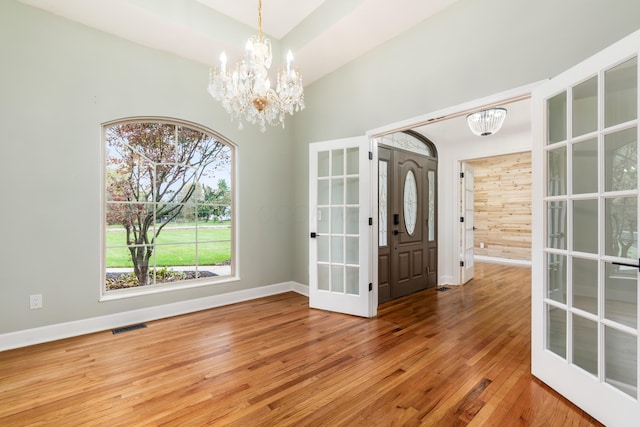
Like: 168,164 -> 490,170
0,263 -> 602,426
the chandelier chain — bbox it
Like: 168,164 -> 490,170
258,0 -> 263,41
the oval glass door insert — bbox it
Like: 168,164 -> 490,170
404,170 -> 418,235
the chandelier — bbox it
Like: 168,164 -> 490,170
466,108 -> 507,136
207,0 -> 305,132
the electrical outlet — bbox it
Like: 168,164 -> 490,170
30,294 -> 43,310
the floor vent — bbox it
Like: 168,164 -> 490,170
112,323 -> 147,335
436,287 -> 451,292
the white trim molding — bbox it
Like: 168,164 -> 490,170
1,282 -> 308,352
474,255 -> 532,267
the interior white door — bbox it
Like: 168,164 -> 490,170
532,29 -> 640,426
460,162 -> 475,284
309,136 -> 375,318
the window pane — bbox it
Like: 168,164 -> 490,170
572,138 -> 598,194
605,196 -> 637,259
318,236 -> 329,263
572,314 -> 598,376
403,170 -> 418,235
605,327 -> 637,398
573,199 -> 598,254
548,91 -> 567,144
572,257 -> 597,314
547,201 -> 567,249
548,147 -> 567,196
546,304 -> 566,358
605,127 -> 637,192
605,56 -> 637,128
572,76 -> 598,137
547,253 -> 567,303
605,263 -> 637,329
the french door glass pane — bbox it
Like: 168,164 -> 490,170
572,314 -> 598,376
547,304 -> 567,358
318,236 -> 329,263
331,265 -> 344,293
317,207 -> 329,233
346,266 -> 358,295
332,149 -> 344,175
573,76 -> 598,137
318,180 -> 329,205
548,91 -> 567,144
331,178 -> 344,204
345,237 -> 359,264
346,207 -> 358,234
605,56 -> 638,128
318,264 -> 330,291
573,199 -> 598,254
605,127 -> 638,192
605,263 -> 638,328
547,201 -> 567,249
605,326 -> 638,398
572,138 -> 598,194
572,257 -> 598,314
346,147 -> 359,174
318,151 -> 330,177
346,177 -> 359,204
331,236 -> 344,262
331,207 -> 344,234
548,253 -> 567,303
605,196 -> 638,258
548,147 -> 567,196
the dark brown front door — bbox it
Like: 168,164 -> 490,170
378,143 -> 437,304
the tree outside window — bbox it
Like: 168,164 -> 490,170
104,120 -> 233,291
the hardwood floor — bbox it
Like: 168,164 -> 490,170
0,263 -> 602,426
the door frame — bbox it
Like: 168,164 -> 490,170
368,81 -> 542,286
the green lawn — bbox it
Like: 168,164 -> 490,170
106,226 -> 231,267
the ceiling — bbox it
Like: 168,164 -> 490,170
19,0 -> 460,85
18,0 -> 530,142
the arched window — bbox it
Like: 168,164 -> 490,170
103,118 -> 234,296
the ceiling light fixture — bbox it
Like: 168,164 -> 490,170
207,0 -> 305,132
466,108 -> 507,136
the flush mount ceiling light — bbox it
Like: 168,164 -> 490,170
466,108 -> 507,136
207,0 -> 305,132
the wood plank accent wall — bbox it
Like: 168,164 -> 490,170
467,151 -> 532,261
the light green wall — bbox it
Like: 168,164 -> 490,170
3,0 -> 640,336
290,0 -> 640,285
0,1 -> 294,334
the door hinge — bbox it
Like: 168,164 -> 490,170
460,261 -> 464,267
369,217 -> 373,226
368,151 -> 373,160
369,283 -> 373,291
460,172 -> 464,178
460,216 -> 464,223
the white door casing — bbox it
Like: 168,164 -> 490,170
532,29 -> 640,426
309,136 -> 376,318
460,162 -> 475,284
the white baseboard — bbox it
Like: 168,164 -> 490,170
474,255 -> 532,267
1,281 -> 308,352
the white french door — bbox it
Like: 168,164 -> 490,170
532,30 -> 640,425
309,136 -> 376,318
460,162 -> 475,284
